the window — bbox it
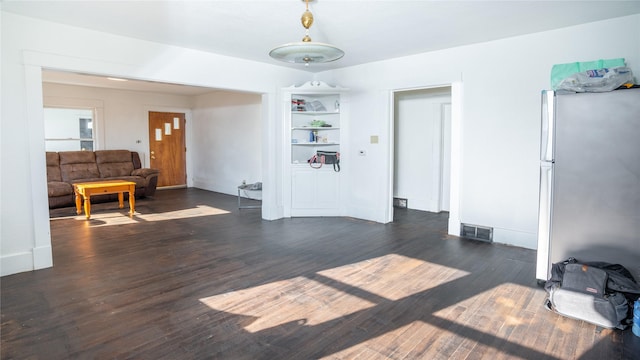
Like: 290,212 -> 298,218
44,108 -> 95,151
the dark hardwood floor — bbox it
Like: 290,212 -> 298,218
2,188 -> 638,359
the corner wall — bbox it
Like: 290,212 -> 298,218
191,92 -> 263,196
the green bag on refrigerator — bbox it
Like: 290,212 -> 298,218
550,58 -> 626,90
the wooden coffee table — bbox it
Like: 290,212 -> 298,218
73,180 -> 136,219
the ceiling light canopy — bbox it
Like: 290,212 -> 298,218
269,0 -> 344,66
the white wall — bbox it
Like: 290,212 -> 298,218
322,14 -> 640,249
191,91 -> 263,197
0,12 -> 308,276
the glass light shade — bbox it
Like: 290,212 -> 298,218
269,42 -> 344,64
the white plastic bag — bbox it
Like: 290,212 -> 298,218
556,66 -> 634,93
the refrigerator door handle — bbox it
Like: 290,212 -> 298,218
541,91 -> 555,162
536,163 -> 553,281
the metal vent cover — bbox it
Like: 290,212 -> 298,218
460,223 -> 493,242
393,197 -> 408,208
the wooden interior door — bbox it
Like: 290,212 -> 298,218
148,111 -> 186,187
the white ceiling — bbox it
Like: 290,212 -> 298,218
5,0 -> 640,93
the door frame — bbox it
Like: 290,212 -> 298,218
144,106 -> 193,188
392,88 -> 451,213
387,82 -> 462,236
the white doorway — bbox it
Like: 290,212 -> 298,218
393,87 -> 452,214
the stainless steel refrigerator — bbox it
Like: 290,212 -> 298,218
536,88 -> 640,283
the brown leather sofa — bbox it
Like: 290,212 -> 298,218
46,150 -> 160,209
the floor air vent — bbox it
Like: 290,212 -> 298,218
460,223 -> 493,242
393,198 -> 408,208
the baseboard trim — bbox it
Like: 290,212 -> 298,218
0,245 -> 53,277
1,252 -> 34,277
492,227 -> 536,250
157,185 -> 188,190
33,245 -> 53,270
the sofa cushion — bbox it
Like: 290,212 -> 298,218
131,151 -> 142,169
95,150 -> 135,178
48,181 -> 73,197
59,151 -> 100,182
131,168 -> 160,178
46,152 -> 62,182
71,178 -> 107,184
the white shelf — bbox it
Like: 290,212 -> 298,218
292,142 -> 339,145
290,93 -> 342,164
292,111 -> 340,115
292,126 -> 340,130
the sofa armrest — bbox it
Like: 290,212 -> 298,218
131,168 -> 160,178
131,168 -> 160,197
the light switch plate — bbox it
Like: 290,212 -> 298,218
370,135 -> 379,144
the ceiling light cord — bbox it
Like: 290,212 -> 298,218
301,0 -> 314,42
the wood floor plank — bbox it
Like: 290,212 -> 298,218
2,188 -> 638,359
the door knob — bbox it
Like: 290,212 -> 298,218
150,151 -> 155,155
151,156 -> 156,160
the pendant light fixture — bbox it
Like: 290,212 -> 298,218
269,0 -> 344,66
